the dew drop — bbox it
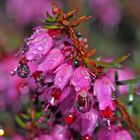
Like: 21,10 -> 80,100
50,60 -> 54,64
20,45 -> 29,54
33,50 -> 38,54
17,64 -> 30,78
57,76 -> 63,82
10,70 -> 16,76
84,75 -> 89,79
38,46 -> 43,51
75,86 -> 80,91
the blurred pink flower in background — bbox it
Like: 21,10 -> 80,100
89,0 -> 122,29
0,56 -> 23,110
6,0 -> 60,26
0,55 -> 37,110
106,67 -> 135,94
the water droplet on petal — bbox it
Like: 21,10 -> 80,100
27,54 -> 33,60
38,46 -> 43,51
75,86 -> 80,91
50,60 -> 54,64
57,76 -> 63,82
10,70 -> 16,76
84,75 -> 89,79
33,50 -> 38,54
17,64 -> 30,78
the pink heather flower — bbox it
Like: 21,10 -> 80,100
97,126 -> 116,140
0,56 -> 25,107
89,0 -> 121,28
6,0 -> 59,26
26,26 -> 53,61
71,67 -> 91,92
51,124 -> 70,140
54,64 -> 73,90
37,48 -> 64,72
115,129 -> 132,140
97,126 -> 132,140
94,76 -> 115,111
81,109 -> 99,136
107,67 -> 135,94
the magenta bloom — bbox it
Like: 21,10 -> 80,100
89,0 -> 121,28
94,76 -> 115,111
97,126 -> 116,140
81,109 -> 99,136
97,126 -> 132,140
26,26 -> 53,61
37,48 -> 64,72
115,129 -> 132,140
71,67 -> 91,92
6,0 -> 59,26
54,64 -> 73,90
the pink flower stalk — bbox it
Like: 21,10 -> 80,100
6,0 -> 60,26
94,76 -> 116,111
26,27 -> 53,61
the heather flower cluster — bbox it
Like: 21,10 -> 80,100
11,3 -> 137,140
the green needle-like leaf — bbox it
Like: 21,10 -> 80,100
15,115 -> 26,128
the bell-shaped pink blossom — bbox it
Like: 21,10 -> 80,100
94,76 -> 115,111
37,49 -> 64,72
115,129 -> 132,140
54,64 -> 73,90
81,109 -> 99,136
71,67 -> 91,92
97,126 -> 116,140
51,124 -> 70,140
26,26 -> 53,61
